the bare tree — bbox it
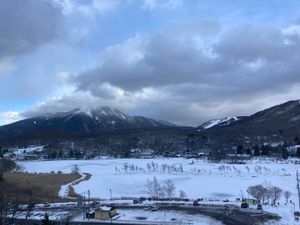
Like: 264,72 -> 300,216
146,177 -> 176,198
261,186 -> 271,204
247,185 -> 265,203
179,190 -> 187,199
162,179 -> 176,198
270,186 -> 282,206
146,176 -> 161,198
71,164 -> 80,173
0,183 -> 17,225
283,191 -> 291,204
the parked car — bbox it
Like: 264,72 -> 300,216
193,200 -> 200,206
150,206 -> 159,211
257,204 -> 262,210
133,198 -> 143,204
241,202 -> 249,208
43,202 -> 50,208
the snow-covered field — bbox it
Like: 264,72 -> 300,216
18,158 -> 298,202
18,158 -> 300,224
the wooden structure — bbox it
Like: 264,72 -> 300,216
94,206 -> 117,220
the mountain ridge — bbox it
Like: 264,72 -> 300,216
0,107 -> 177,140
1,100 -> 300,150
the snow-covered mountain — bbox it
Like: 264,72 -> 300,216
198,117 -> 240,130
0,107 -> 177,139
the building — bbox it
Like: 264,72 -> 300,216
287,145 -> 300,155
23,154 -> 39,160
94,206 -> 117,220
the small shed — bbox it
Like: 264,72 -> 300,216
95,206 -> 117,220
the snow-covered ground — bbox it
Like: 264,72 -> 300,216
18,158 -> 300,224
73,208 -> 223,225
18,158 -> 298,200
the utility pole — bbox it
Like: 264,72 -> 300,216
88,190 -> 90,207
297,171 -> 300,211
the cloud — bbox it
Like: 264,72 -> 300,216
58,0 -> 120,16
0,111 -> 23,125
21,91 -> 100,118
142,0 -> 184,10
10,20 -> 300,126
0,0 -> 65,60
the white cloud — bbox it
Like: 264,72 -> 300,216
282,24 -> 300,37
92,0 -> 120,14
57,0 -> 120,16
142,0 -> 183,10
0,111 -> 23,125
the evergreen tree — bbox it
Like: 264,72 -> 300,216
253,145 -> 260,156
261,145 -> 270,156
282,148 -> 289,160
296,148 -> 300,158
237,145 -> 243,154
246,148 -> 252,155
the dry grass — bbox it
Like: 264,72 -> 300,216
67,173 -> 92,198
1,172 -> 81,204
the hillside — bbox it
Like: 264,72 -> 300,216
1,101 -> 300,154
0,107 -> 177,142
200,100 -> 300,145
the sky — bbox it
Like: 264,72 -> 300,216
1,0 -> 300,126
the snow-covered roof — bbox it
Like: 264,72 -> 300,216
99,206 -> 112,211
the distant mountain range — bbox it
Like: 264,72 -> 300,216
0,107 -> 177,140
1,100 -> 300,149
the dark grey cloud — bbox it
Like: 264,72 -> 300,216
74,23 -> 300,95
19,21 -> 300,125
0,0 -> 64,60
215,25 -> 300,62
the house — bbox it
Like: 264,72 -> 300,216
226,154 -> 251,164
94,206 -> 117,220
129,148 -> 154,158
23,154 -> 39,160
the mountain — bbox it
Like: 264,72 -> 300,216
198,117 -> 240,130
0,107 -> 177,141
2,100 -> 300,153
200,100 -> 300,143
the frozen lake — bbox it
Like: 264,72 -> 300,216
18,158 -> 299,204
